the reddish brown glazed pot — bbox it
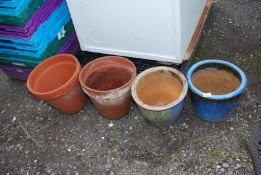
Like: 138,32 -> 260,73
79,56 -> 136,119
27,54 -> 86,115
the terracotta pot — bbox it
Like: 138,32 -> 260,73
79,56 -> 136,119
27,54 -> 86,115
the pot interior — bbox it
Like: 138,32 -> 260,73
34,62 -> 76,93
136,69 -> 183,107
85,65 -> 133,91
191,63 -> 242,95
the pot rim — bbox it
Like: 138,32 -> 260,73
131,66 -> 188,111
27,54 -> 80,100
186,59 -> 247,100
79,56 -> 137,95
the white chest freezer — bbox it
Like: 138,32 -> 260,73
66,0 -> 212,64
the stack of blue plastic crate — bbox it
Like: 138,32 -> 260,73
0,0 -> 80,80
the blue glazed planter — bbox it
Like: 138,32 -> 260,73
136,99 -> 186,127
131,67 -> 188,127
187,60 -> 247,122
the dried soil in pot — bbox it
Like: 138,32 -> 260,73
192,69 -> 241,95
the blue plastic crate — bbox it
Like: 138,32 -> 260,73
0,1 -> 70,58
0,0 -> 46,25
0,0 -> 24,8
0,16 -> 71,58
0,0 -> 31,16
0,31 -> 78,68
0,21 -> 75,65
0,0 -> 68,45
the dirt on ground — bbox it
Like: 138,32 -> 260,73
0,0 -> 260,174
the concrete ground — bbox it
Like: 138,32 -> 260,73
0,0 -> 260,174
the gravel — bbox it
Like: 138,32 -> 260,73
0,0 -> 260,174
